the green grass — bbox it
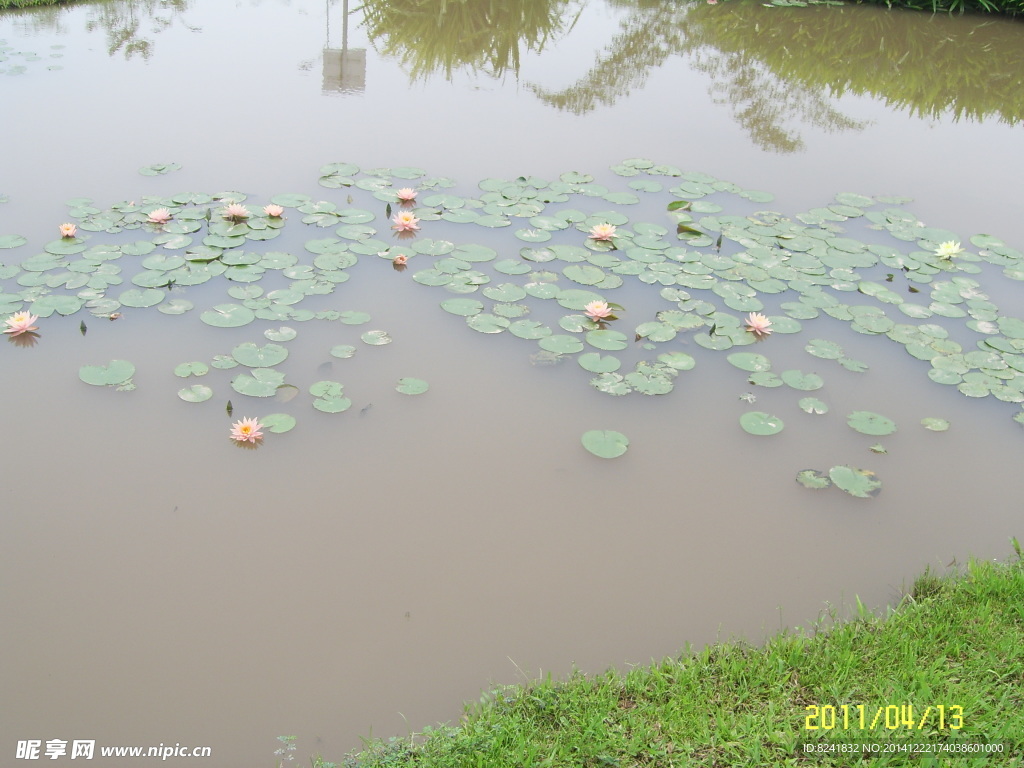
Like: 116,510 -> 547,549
0,0 -> 73,8
331,540 -> 1024,767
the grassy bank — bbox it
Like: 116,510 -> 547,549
0,0 -> 72,8
333,542 -> 1023,767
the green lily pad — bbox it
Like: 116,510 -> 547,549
796,470 -> 832,490
780,370 -> 824,391
261,413 -> 297,433
739,411 -> 784,436
441,298 -> 484,316
232,342 -> 289,368
231,369 -> 285,398
79,360 -> 135,387
921,417 -> 950,432
330,345 -> 356,359
264,326 -> 297,342
177,384 -> 213,402
539,335 -> 584,354
727,352 -> 771,372
847,411 -> 897,436
578,353 -> 621,373
0,234 -> 28,249
200,304 -> 256,328
581,430 -> 629,459
396,377 -> 429,395
361,330 -> 392,345
799,397 -> 829,415
174,361 -> 209,378
828,465 -> 882,498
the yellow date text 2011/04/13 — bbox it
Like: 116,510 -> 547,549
804,705 -> 964,731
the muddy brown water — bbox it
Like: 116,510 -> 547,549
1,0 -> 1022,765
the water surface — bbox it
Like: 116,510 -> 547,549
1,1 -> 1022,765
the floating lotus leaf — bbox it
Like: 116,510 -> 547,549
578,353 -> 621,373
727,352 -> 771,372
361,330 -> 392,345
694,334 -> 733,351
211,355 -> 238,370
556,289 -> 603,310
440,298 -> 482,316
264,326 -> 297,342
495,259 -> 531,275
847,411 -> 897,436
739,411 -> 784,436
805,339 -> 844,360
838,357 -> 869,373
508,320 -> 551,339
581,429 -> 629,459
247,413 -> 292,435
177,384 -> 213,402
138,162 -> 181,176
828,465 -> 882,498
781,370 -> 824,391
29,295 -> 82,316
339,311 -> 371,325
656,352 -> 696,371
539,335 -> 584,355
200,304 -> 255,327
799,397 -> 829,415
749,371 -> 783,388
796,470 -> 831,490
313,395 -> 352,413
174,361 -> 209,378
634,321 -> 677,343
0,234 -> 28,249
396,377 -> 429,395
231,369 -> 285,398
118,288 -> 165,308
232,342 -> 288,368
466,314 -> 509,334
79,360 -> 135,387
482,284 -> 527,303
412,238 -> 455,256
585,330 -> 629,351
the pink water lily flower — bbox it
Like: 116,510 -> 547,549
223,203 -> 250,220
391,211 -> 420,232
148,208 -> 172,224
263,204 -> 285,218
230,417 -> 264,443
588,223 -> 617,241
4,311 -> 39,336
392,254 -> 408,265
59,222 -> 77,238
396,188 -> 417,202
744,312 -> 773,337
584,300 -> 613,321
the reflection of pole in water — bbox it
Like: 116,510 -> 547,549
323,0 -> 366,94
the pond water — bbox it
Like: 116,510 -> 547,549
1,0 -> 1022,765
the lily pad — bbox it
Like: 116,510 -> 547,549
79,360 -> 135,387
396,377 -> 429,395
799,397 -> 829,415
174,361 -> 209,378
780,370 -> 824,391
581,430 -> 629,459
232,342 -> 289,368
739,411 -> 784,436
847,411 -> 897,436
261,413 -> 297,433
796,470 -> 832,490
921,417 -> 950,432
200,304 -> 256,328
828,465 -> 882,498
177,384 -> 213,402
361,330 -> 392,345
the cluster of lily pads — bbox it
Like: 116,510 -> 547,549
0,40 -> 64,75
1,159 -> 1022,481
